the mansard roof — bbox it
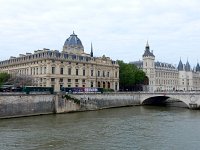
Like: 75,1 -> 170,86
155,61 -> 176,69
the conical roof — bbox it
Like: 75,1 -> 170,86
177,59 -> 183,71
185,60 -> 191,71
142,41 -> 155,57
196,63 -> 200,72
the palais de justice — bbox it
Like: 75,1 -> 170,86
0,32 -> 119,92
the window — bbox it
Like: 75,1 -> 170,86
60,84 -> 63,90
82,79 -> 85,83
76,69 -> 78,75
108,82 -> 110,88
75,79 -> 78,82
60,78 -> 63,82
52,67 -> 55,74
115,82 -> 118,90
83,69 -> 85,76
107,72 -> 110,77
51,78 -> 55,82
60,68 -> 63,74
44,67 -> 46,74
91,81 -> 93,87
68,79 -> 71,82
91,70 -> 93,76
115,72 -> 118,78
103,71 -> 105,77
68,68 -> 71,75
98,71 -> 100,77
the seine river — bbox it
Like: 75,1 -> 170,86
1,106 -> 200,150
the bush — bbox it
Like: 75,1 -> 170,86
64,94 -> 80,104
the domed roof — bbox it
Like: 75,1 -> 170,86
63,31 -> 84,53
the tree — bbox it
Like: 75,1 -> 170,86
8,74 -> 34,87
0,72 -> 11,87
117,60 -> 145,91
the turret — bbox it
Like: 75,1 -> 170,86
196,62 -> 200,72
185,60 -> 191,72
177,58 -> 184,71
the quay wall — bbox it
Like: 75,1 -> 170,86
73,93 -> 141,110
0,94 -> 55,119
0,93 -> 141,118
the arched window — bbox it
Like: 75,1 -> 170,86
107,82 -> 110,89
103,82 -> 106,88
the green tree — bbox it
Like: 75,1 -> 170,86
117,60 -> 145,91
0,72 -> 11,87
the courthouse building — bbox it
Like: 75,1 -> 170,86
131,42 -> 200,92
0,32 -> 119,92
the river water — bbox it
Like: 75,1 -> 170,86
1,106 -> 200,150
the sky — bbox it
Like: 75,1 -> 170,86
0,0 -> 200,67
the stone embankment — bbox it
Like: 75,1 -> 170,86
0,93 -> 141,119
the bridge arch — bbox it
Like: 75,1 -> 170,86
141,95 -> 189,108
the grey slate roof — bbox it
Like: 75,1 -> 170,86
155,61 -> 176,69
196,63 -> 200,72
177,59 -> 184,71
142,42 -> 155,57
64,31 -> 84,49
185,60 -> 191,71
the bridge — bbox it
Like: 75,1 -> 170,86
73,91 -> 200,110
139,92 -> 200,109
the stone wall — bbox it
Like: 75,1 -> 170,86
0,93 -> 141,118
0,93 -> 82,119
72,93 -> 141,110
54,94 -> 81,113
0,94 -> 55,119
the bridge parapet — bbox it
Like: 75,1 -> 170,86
138,92 -> 200,109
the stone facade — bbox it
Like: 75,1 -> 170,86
131,42 -> 200,92
0,32 -> 119,92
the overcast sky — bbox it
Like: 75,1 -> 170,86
0,0 -> 200,67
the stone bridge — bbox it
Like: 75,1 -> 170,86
73,92 -> 200,109
139,92 -> 200,109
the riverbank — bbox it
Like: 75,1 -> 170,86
0,92 -> 193,119
0,93 -> 142,119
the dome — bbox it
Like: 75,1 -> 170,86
63,31 -> 84,53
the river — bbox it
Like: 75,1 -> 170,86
0,106 -> 200,150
